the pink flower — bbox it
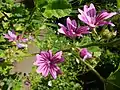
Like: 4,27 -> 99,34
80,48 -> 92,61
78,3 -> 117,28
4,30 -> 17,42
33,50 -> 64,79
17,35 -> 28,43
16,43 -> 28,48
4,30 -> 28,48
58,17 -> 90,38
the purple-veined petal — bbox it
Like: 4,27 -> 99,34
40,51 -> 50,61
34,60 -> 46,67
71,20 -> 77,27
78,9 -> 90,24
96,11 -> 116,21
97,21 -> 115,26
48,50 -> 53,60
66,30 -> 75,38
104,12 -> 117,19
55,66 -> 62,74
52,51 -> 64,63
66,17 -> 72,30
53,51 -> 62,60
42,65 -> 49,77
78,9 -> 92,25
76,26 -> 90,36
36,64 -> 47,74
78,14 -> 91,25
50,65 -> 57,79
87,3 -> 96,17
58,23 -> 67,34
8,30 -> 17,39
4,34 -> 14,42
34,54 -> 46,66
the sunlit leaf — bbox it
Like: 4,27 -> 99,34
106,64 -> 120,90
43,0 -> 72,18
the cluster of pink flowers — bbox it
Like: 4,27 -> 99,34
4,30 -> 28,48
4,3 -> 116,79
33,3 -> 117,79
78,3 -> 116,28
58,17 -> 90,38
58,3 -> 116,38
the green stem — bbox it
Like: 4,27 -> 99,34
80,58 -> 105,83
78,58 -> 107,90
117,0 -> 120,9
105,80 -> 120,89
80,38 -> 120,48
22,7 -> 36,37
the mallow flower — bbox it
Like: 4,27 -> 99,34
78,3 -> 117,28
4,30 -> 17,42
33,50 -> 64,79
4,30 -> 28,48
79,48 -> 92,61
58,17 -> 90,38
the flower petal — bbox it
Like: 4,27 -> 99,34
48,50 -> 53,60
104,12 -> 117,19
8,30 -> 17,39
40,51 -> 50,61
97,21 -> 115,27
21,38 -> 28,42
34,54 -> 46,66
88,3 -> 96,17
84,5 -> 88,12
42,65 -> 49,77
36,64 -> 47,74
78,8 -> 93,25
50,65 -> 57,79
96,11 -> 116,21
58,28 -> 66,34
3,34 -> 14,41
52,51 -> 64,63
80,48 -> 92,61
76,26 -> 90,36
71,20 -> 77,27
78,13 -> 91,25
16,43 -> 27,48
66,17 -> 72,30
58,23 -> 67,34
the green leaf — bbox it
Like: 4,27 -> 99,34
43,0 -> 72,18
88,46 -> 101,57
36,0 -> 48,8
80,36 -> 92,46
117,0 -> 120,9
106,64 -> 120,90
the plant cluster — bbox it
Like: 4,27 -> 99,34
0,0 -> 120,90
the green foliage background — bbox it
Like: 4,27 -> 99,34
0,0 -> 120,90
